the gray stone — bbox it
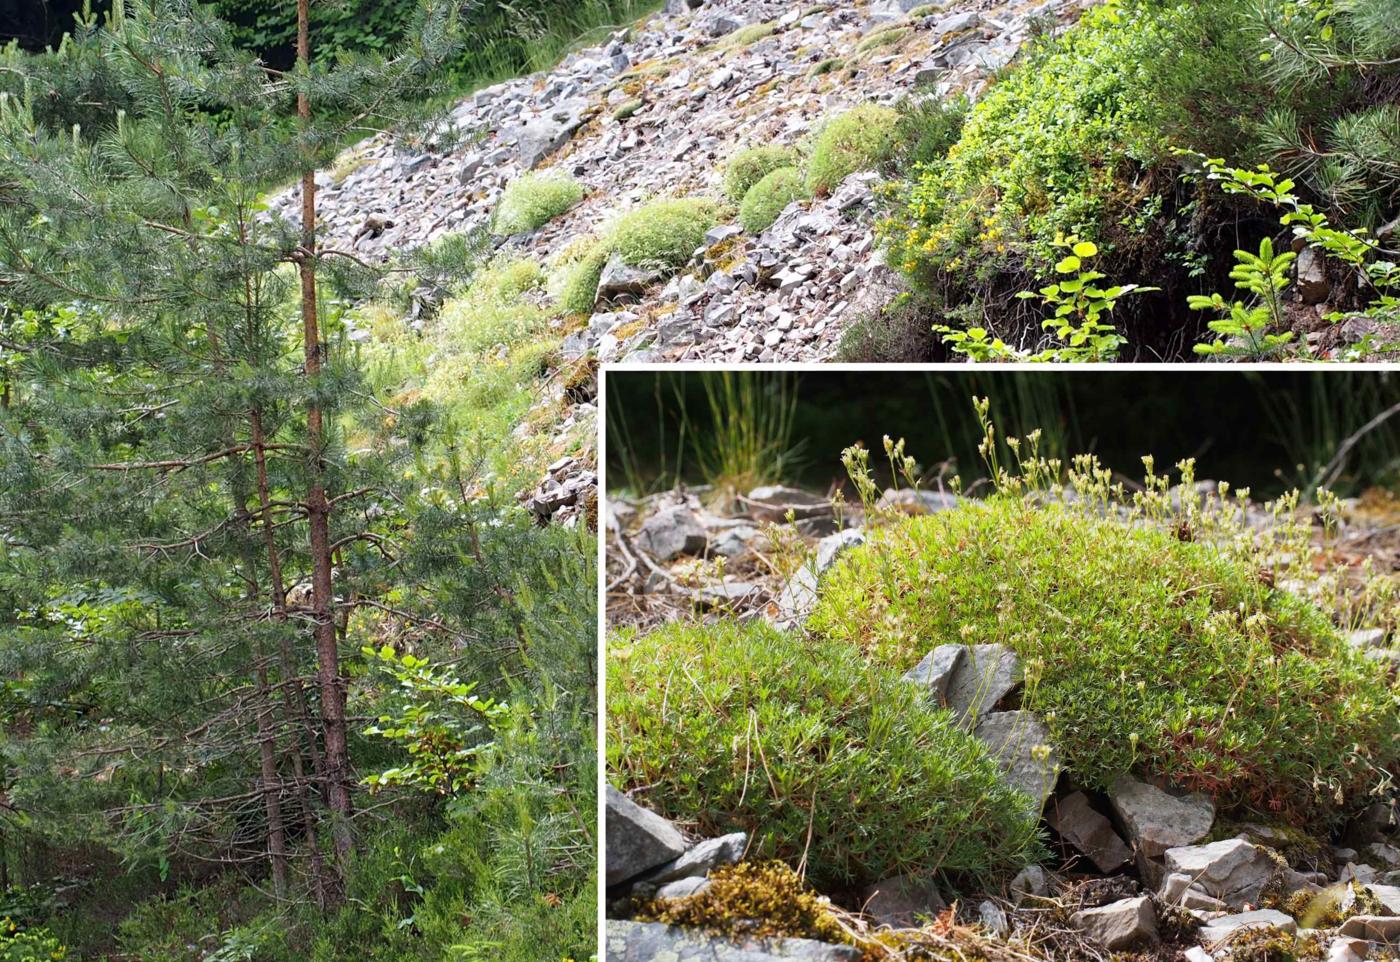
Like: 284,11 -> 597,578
606,921 -> 862,962
1047,792 -> 1132,873
978,900 -> 1009,938
641,832 -> 748,885
509,97 -> 589,169
1160,873 -> 1228,911
1338,915 -> 1400,941
606,786 -> 687,886
1199,909 -> 1297,946
1369,842 -> 1400,868
1183,948 -> 1213,962
876,488 -> 961,515
746,485 -> 832,522
1345,628 -> 1387,651
1362,883 -> 1400,914
1163,839 -> 1280,908
946,644 -> 1022,723
776,529 -> 865,626
815,528 -> 865,570
1328,937 -> 1369,962
972,711 -> 1060,813
860,874 -> 946,928
1296,246 -> 1329,305
638,505 -> 708,561
657,876 -> 712,899
902,645 -> 966,707
1072,895 -> 1158,950
1109,775 -> 1215,857
1009,864 -> 1049,905
598,252 -> 664,302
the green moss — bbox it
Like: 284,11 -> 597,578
717,21 -> 779,50
612,98 -> 644,121
493,170 -> 585,235
855,25 -> 912,53
608,620 -> 1044,891
807,497 -> 1400,821
722,144 -> 800,204
738,166 -> 807,233
807,56 -> 844,77
805,103 -> 900,195
554,244 -> 609,315
605,197 -> 721,271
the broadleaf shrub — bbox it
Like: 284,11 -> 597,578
807,496 -> 1400,822
608,620 -> 1044,891
806,103 -> 900,196
738,167 -> 807,233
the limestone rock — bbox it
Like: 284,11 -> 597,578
1163,839 -> 1280,908
1338,915 -> 1400,941
1109,775 -> 1215,857
972,711 -> 1060,813
641,832 -> 748,885
657,876 -> 712,898
1072,895 -> 1158,950
638,505 -> 707,561
1160,872 -> 1228,911
876,489 -> 961,515
902,645 -> 966,707
1009,864 -> 1050,906
1199,909 -> 1297,946
606,921 -> 862,962
597,253 -> 665,302
606,786 -> 688,886
946,644 -> 1022,724
860,874 -> 946,928
1048,791 -> 1131,873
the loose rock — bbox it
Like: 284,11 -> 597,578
606,786 -> 688,886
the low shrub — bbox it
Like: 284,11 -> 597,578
808,495 -> 1400,822
806,103 -> 900,195
738,166 -> 806,233
608,620 -> 1044,891
0,924 -> 67,962
722,145 -> 799,203
492,170 -> 584,236
882,0 -> 1263,282
605,197 -> 721,272
437,257 -> 546,353
553,243 -> 609,315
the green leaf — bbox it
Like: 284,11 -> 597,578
1072,241 -> 1098,258
1055,256 -> 1081,274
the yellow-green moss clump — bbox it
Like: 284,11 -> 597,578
807,496 -> 1400,822
493,170 -> 584,235
634,861 -> 846,944
739,167 -> 807,233
606,197 -> 721,271
723,145 -> 800,203
609,620 -> 1043,891
805,103 -> 900,195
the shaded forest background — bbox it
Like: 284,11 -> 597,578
607,371 -> 1400,499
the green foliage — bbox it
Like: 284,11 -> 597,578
1190,237 -> 1298,358
493,171 -> 585,236
0,923 -> 66,962
809,454 -> 1399,821
553,244 -> 610,315
738,166 -> 807,233
606,197 -> 722,271
362,647 -> 509,795
608,619 -> 1044,891
806,103 -> 901,195
892,94 -> 969,173
722,145 -> 799,204
884,0 -> 1259,278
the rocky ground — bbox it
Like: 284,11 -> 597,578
604,484 -> 1400,961
273,0 -> 1085,366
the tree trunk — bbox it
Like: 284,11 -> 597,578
249,405 -> 330,909
297,0 -> 355,888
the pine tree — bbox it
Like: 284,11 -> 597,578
0,0 -> 463,907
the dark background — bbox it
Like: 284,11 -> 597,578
605,370 -> 1400,498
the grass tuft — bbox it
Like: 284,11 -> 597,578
493,170 -> 585,235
